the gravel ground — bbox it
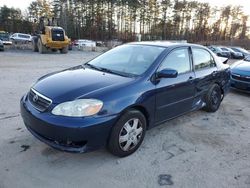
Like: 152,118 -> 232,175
0,50 -> 250,188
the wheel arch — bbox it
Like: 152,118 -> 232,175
214,81 -> 225,99
119,104 -> 150,129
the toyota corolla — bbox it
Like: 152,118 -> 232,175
20,42 -> 231,157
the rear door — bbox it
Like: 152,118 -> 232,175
155,47 -> 196,124
191,47 -> 218,106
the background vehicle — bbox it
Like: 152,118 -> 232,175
231,56 -> 250,92
21,42 -> 231,157
0,31 -> 12,45
10,33 -> 32,43
74,39 -> 96,48
207,45 -> 231,59
230,47 -> 250,58
0,39 -> 4,51
32,17 -> 71,54
220,47 -> 244,59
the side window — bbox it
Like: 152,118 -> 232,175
193,48 -> 216,71
210,47 -> 216,52
159,48 -> 191,74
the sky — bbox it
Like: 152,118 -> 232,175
0,0 -> 249,14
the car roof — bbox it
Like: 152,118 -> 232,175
13,33 -> 31,36
128,41 -> 205,49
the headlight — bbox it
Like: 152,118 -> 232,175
52,99 -> 103,117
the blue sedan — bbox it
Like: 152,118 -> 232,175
231,56 -> 250,92
20,42 -> 231,157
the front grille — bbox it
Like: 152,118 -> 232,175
51,29 -> 65,41
28,89 -> 52,112
232,74 -> 250,83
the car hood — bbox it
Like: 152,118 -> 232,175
231,60 -> 250,75
33,66 -> 134,103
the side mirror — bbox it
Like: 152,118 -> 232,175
157,68 -> 178,78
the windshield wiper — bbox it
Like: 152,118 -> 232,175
101,67 -> 138,77
84,63 -> 136,77
84,63 -> 102,71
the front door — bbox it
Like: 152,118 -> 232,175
154,47 -> 195,124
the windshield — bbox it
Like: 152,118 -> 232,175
244,56 -> 250,61
0,33 -> 9,41
234,47 -> 249,54
221,48 -> 229,52
86,44 -> 165,76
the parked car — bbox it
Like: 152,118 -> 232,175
74,39 -> 96,47
20,42 -> 231,157
207,46 -> 231,59
0,39 -> 4,51
220,47 -> 244,59
96,41 -> 105,47
10,33 -> 32,43
230,47 -> 250,58
230,56 -> 250,92
0,31 -> 12,45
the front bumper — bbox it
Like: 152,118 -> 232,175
20,95 -> 118,153
2,41 -> 12,45
230,78 -> 250,93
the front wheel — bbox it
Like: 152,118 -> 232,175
108,110 -> 146,157
203,84 -> 222,112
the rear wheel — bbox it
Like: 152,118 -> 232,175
108,110 -> 146,157
203,84 -> 222,112
32,40 -> 38,52
38,38 -> 47,54
60,46 -> 68,54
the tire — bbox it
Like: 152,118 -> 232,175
32,41 -> 38,52
38,38 -> 47,54
108,110 -> 147,157
60,46 -> 68,54
68,45 -> 72,51
203,84 -> 222,112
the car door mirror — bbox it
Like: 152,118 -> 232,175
157,68 -> 178,78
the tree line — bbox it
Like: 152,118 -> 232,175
0,0 -> 249,43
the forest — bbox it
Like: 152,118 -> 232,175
0,0 -> 249,43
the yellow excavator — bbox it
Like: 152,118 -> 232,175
33,17 -> 71,54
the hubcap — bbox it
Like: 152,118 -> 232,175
211,89 -> 220,105
119,118 -> 143,151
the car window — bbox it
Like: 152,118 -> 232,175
158,48 -> 191,74
209,47 -> 216,52
193,48 -> 216,70
18,34 -> 30,39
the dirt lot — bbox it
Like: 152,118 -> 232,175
0,50 -> 250,188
